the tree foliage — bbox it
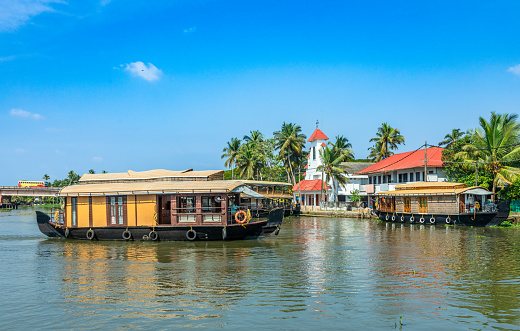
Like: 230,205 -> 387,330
368,123 -> 405,161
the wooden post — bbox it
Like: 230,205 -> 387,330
475,160 -> 478,186
424,141 -> 428,182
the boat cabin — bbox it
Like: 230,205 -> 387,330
376,182 -> 495,215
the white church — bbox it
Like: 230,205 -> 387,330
293,126 -> 373,210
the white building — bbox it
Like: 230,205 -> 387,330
293,127 -> 373,208
355,147 -> 447,196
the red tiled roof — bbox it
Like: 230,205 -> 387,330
307,153 -> 310,158
321,142 -> 326,147
307,129 -> 329,142
304,164 -> 308,169
356,147 -> 444,174
293,179 -> 331,192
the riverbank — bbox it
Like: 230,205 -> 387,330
301,208 -> 377,219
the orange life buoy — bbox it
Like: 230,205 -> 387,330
258,203 -> 263,209
235,210 -> 247,224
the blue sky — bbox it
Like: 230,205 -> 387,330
1,0 -> 520,185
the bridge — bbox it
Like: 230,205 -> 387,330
0,186 -> 61,208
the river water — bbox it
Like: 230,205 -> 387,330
1,208 -> 520,330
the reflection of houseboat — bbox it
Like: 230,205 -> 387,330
36,169 -> 286,241
375,182 -> 509,226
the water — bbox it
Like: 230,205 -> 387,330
1,208 -> 520,330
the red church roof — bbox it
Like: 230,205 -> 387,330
304,164 -> 308,169
307,129 -> 329,142
356,147 -> 444,174
321,142 -> 326,147
293,179 -> 331,192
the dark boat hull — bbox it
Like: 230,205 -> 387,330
35,208 -> 285,241
376,200 -> 510,227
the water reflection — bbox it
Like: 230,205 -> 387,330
4,210 -> 520,329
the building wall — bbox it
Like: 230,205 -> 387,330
136,195 -> 156,226
426,195 -> 458,215
126,195 -> 137,227
65,198 -> 71,227
77,197 -> 89,228
92,196 -> 107,227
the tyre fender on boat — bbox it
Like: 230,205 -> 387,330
391,215 -> 396,221
149,231 -> 159,241
64,228 -> 70,238
385,214 -> 389,221
430,217 -> 436,224
445,216 -> 451,224
186,228 -> 196,241
410,216 -> 415,223
122,229 -> 132,240
222,227 -> 227,240
419,217 -> 425,224
86,229 -> 95,240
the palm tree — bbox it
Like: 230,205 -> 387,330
367,141 -> 385,162
318,146 -> 350,202
273,122 -> 307,185
243,130 -> 264,146
221,138 -> 242,179
236,144 -> 259,179
42,174 -> 50,181
102,170 -> 108,174
439,128 -> 466,148
67,170 -> 80,185
368,123 -> 405,161
88,169 -> 95,174
456,112 -> 520,198
329,135 -> 355,161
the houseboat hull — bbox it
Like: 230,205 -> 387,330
376,200 -> 510,226
36,208 -> 285,241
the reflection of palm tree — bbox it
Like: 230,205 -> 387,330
273,122 -> 306,185
368,123 -> 405,161
457,112 -> 520,198
318,146 -> 349,202
221,138 -> 241,179
439,128 -> 466,148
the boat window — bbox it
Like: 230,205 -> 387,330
110,197 -> 116,224
179,196 -> 196,213
419,197 -> 428,213
118,197 -> 123,225
71,197 -> 77,226
404,197 -> 411,213
202,196 -> 222,213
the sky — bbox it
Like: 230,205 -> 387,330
1,0 -> 520,185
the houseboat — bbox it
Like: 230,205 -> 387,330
36,169 -> 286,241
239,180 -> 299,217
375,182 -> 510,226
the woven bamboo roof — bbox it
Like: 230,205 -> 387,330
79,169 -> 223,182
60,180 -> 244,196
394,182 -> 467,190
239,180 -> 292,187
377,185 -> 492,196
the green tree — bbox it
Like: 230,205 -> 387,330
329,135 -> 355,161
318,145 -> 350,202
67,170 -> 80,185
439,128 -> 466,148
273,122 -> 307,185
221,137 -> 242,179
368,122 -> 405,161
102,170 -> 108,174
456,112 -> 520,198
88,169 -> 95,174
42,174 -> 50,181
236,143 -> 262,179
243,130 -> 264,146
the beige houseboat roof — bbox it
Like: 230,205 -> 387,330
240,180 -> 292,187
79,169 -> 223,182
60,180 -> 246,196
377,182 -> 492,196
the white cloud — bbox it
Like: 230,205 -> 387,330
9,108 -> 44,120
124,61 -> 162,81
508,64 -> 520,76
92,156 -> 103,162
183,26 -> 196,34
0,0 -> 64,32
100,0 -> 111,6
